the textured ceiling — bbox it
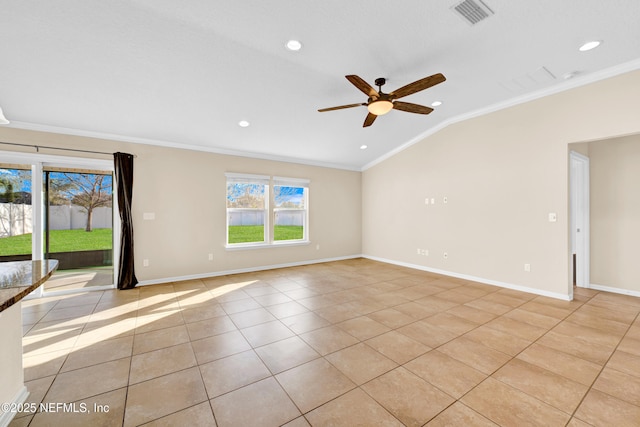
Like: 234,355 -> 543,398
1,0 -> 639,170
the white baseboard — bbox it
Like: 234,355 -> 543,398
363,255 -> 571,301
0,386 -> 29,427
136,254 -> 364,287
589,283 -> 640,298
136,253 -> 573,301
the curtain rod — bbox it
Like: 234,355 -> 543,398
0,141 -> 136,157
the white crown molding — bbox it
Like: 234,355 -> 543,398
361,57 -> 640,171
363,254 -> 572,301
5,121 -> 361,172
5,59 -> 640,174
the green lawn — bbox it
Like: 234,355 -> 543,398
228,225 -> 303,243
0,228 -> 113,256
275,225 -> 304,241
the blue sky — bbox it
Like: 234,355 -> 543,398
226,183 -> 304,207
0,168 -> 112,194
0,168 -> 31,192
275,186 -> 304,207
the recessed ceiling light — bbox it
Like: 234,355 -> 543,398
360,145 -> 368,150
563,71 -> 581,80
579,40 -> 601,52
238,120 -> 250,127
431,101 -> 442,107
285,40 -> 302,51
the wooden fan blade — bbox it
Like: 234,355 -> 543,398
389,73 -> 446,99
318,103 -> 365,112
393,101 -> 434,115
346,75 -> 379,98
363,112 -> 377,127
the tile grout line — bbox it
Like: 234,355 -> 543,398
19,261 -> 640,426
406,286 -> 597,424
566,306 -> 640,423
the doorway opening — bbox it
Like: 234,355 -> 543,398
569,151 -> 590,296
43,167 -> 114,292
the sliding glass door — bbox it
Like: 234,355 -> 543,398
43,168 -> 114,292
0,164 -> 32,263
0,152 -> 117,294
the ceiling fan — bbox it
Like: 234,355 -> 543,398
318,73 -> 446,127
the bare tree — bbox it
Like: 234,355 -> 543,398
227,183 -> 265,208
55,173 -> 112,232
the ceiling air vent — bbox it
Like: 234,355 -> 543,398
452,0 -> 494,25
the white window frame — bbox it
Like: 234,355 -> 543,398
225,173 -> 309,249
272,176 -> 309,244
225,173 -> 270,247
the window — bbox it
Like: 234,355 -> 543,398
0,164 -> 32,258
226,174 -> 269,245
273,177 -> 308,242
226,173 -> 309,247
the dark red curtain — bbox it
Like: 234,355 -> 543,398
114,152 -> 138,290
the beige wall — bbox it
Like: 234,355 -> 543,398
0,127 -> 362,282
589,134 -> 640,292
363,70 -> 640,298
2,70 -> 640,298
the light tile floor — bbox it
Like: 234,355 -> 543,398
10,258 -> 640,426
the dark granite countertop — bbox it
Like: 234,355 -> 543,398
0,260 -> 58,312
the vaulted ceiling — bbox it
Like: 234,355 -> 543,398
1,1 -> 639,170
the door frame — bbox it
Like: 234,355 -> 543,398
569,151 -> 590,294
1,150 -> 118,297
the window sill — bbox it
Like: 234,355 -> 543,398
225,240 -> 310,251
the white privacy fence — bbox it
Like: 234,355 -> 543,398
0,203 -> 112,237
0,203 -> 32,237
275,210 -> 305,226
228,210 -> 304,226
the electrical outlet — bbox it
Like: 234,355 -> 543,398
430,198 -> 435,204
424,198 -> 430,205
208,253 -> 214,261
143,259 -> 149,267
524,263 -> 531,272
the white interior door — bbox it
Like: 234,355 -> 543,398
570,151 -> 590,289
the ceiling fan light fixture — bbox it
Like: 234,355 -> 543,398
0,106 -> 10,125
367,100 -> 393,116
431,101 -> 442,107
